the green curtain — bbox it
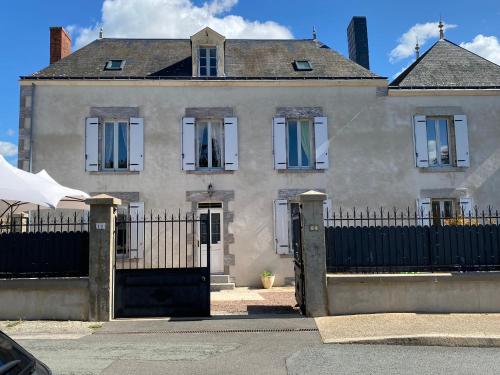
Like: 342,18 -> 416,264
300,122 -> 311,166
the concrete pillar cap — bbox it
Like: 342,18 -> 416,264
85,194 -> 122,206
298,190 -> 327,201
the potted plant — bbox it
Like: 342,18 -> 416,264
261,271 -> 275,289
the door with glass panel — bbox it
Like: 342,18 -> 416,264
196,120 -> 224,169
103,120 -> 128,170
198,207 -> 224,273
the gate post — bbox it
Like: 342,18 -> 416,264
298,190 -> 328,317
85,194 -> 122,322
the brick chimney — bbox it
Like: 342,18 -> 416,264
50,27 -> 71,64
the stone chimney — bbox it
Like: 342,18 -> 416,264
50,27 -> 71,64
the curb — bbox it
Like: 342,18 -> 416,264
323,334 -> 500,347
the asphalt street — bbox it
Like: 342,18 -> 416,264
19,329 -> 500,375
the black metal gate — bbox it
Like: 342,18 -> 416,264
291,203 -> 306,314
113,210 -> 210,318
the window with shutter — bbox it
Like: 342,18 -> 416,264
323,199 -> 332,227
85,118 -> 99,172
454,115 -> 470,167
273,199 -> 290,254
314,117 -> 329,169
273,117 -> 287,170
129,117 -> 144,171
224,117 -> 238,170
416,198 -> 431,226
129,202 -> 145,259
459,197 -> 474,217
413,115 -> 429,168
182,117 -> 196,170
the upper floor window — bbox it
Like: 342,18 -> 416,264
196,120 -> 223,169
287,119 -> 314,169
426,118 -> 450,167
413,114 -> 470,169
182,117 -> 238,171
104,120 -> 128,170
85,117 -> 144,172
199,47 -> 217,77
273,116 -> 329,171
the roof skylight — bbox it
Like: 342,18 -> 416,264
105,59 -> 125,70
294,60 -> 313,71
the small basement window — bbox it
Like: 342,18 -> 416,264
105,59 -> 125,70
293,60 -> 313,71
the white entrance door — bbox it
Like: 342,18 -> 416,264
199,208 -> 224,274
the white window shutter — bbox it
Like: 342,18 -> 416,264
273,199 -> 290,254
459,197 -> 474,217
413,115 -> 429,168
273,117 -> 287,170
224,117 -> 238,170
129,117 -> 144,171
314,117 -> 329,169
129,202 -> 145,259
323,198 -> 332,227
182,117 -> 196,171
454,115 -> 470,167
85,117 -> 99,172
417,198 -> 431,226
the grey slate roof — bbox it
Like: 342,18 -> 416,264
24,38 -> 382,80
390,39 -> 500,89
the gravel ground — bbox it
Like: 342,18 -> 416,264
211,287 -> 299,315
0,320 -> 100,338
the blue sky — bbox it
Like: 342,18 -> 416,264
1,0 -> 500,165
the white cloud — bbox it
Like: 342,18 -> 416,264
390,21 -> 457,63
460,35 -> 500,65
0,141 -> 17,157
6,129 -> 15,137
71,0 -> 293,49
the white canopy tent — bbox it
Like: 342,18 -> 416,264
0,155 -> 89,218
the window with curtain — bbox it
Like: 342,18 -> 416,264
103,120 -> 128,170
196,120 -> 223,169
287,119 -> 313,168
426,118 -> 451,167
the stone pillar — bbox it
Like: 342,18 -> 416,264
85,194 -> 121,321
298,190 -> 329,317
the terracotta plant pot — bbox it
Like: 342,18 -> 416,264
261,275 -> 275,289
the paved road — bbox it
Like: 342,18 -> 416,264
16,317 -> 500,375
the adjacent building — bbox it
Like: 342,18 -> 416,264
17,24 -> 500,286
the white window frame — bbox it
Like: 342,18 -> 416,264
195,119 -> 224,170
102,120 -> 129,171
198,46 -> 217,77
286,118 -> 315,169
426,117 -> 452,168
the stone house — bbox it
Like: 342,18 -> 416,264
18,25 -> 500,286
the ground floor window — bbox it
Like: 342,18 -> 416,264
431,199 -> 455,226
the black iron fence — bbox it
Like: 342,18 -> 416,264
325,207 -> 500,273
0,212 -> 89,234
0,213 -> 89,278
114,210 -> 209,270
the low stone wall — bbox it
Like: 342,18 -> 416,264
327,272 -> 500,315
0,278 -> 89,320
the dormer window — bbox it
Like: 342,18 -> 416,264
199,47 -> 217,77
105,59 -> 125,71
293,60 -> 313,71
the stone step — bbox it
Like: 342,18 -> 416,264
210,274 -> 231,284
210,282 -> 236,292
